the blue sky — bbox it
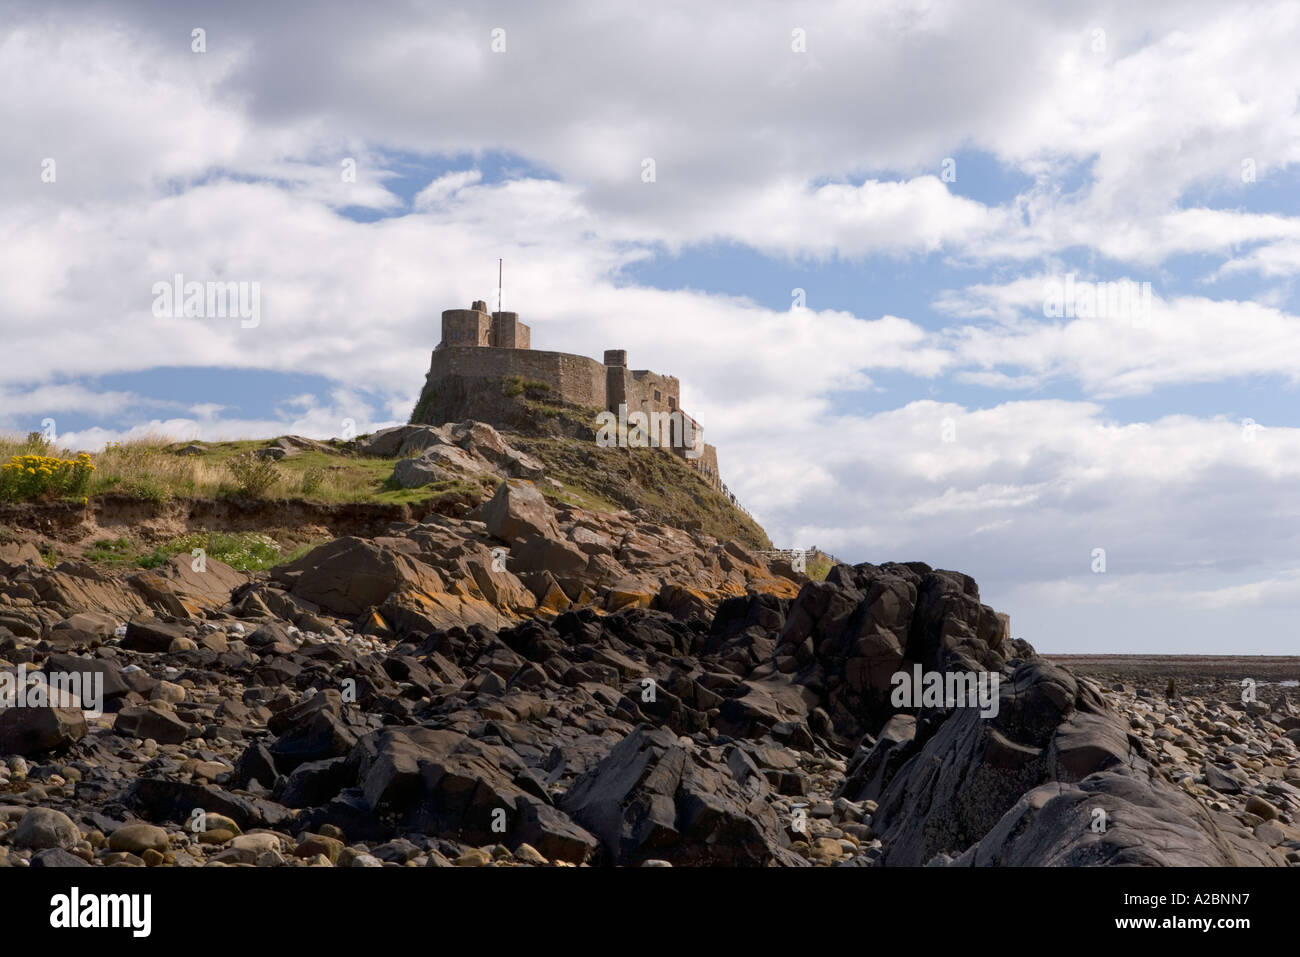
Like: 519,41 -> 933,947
5,0 -> 1300,654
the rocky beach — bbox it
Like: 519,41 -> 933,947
1,450 -> 1295,869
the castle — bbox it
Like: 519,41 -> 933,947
414,300 -> 722,487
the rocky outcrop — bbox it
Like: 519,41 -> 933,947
360,422 -> 545,489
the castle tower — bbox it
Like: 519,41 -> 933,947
441,301 -> 491,347
491,311 -> 530,349
604,348 -> 628,411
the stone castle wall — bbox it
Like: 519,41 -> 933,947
623,369 -> 680,416
426,345 -> 608,410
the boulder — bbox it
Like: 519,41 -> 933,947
357,425 -> 445,458
108,823 -> 170,854
560,726 -> 804,866
871,659 -> 1170,865
950,771 -> 1281,866
129,555 -> 247,617
271,537 -> 445,616
13,807 -> 80,850
0,706 -> 87,755
114,705 -> 191,745
122,618 -> 191,653
480,480 -> 560,544
508,535 -> 589,579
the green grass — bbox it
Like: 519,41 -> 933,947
85,531 -> 332,572
1,426 -> 773,550
84,537 -> 139,565
0,433 -> 455,506
152,531 -> 284,570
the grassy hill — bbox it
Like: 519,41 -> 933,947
0,428 -> 771,569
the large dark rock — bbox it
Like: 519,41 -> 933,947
767,563 -> 1008,742
865,658 -> 1265,866
124,778 -> 292,831
114,705 -> 190,745
268,691 -> 358,772
122,619 -> 190,653
560,726 -> 804,866
280,756 -> 354,808
511,795 -> 600,864
271,537 -> 444,617
480,480 -> 560,544
352,726 -> 531,843
951,771 -> 1282,866
0,706 -> 87,755
44,654 -> 131,701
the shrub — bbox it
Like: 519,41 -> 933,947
0,452 -> 95,502
226,452 -> 280,497
299,466 -> 326,497
137,546 -> 173,569
805,556 -> 834,582
115,479 -> 169,503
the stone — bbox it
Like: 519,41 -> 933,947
114,705 -> 190,745
0,706 -> 87,755
295,834 -> 344,863
511,796 -> 599,865
392,444 -> 487,488
481,480 -> 560,544
1244,795 -> 1279,821
122,618 -> 191,653
338,847 -> 384,867
13,807 -> 80,850
129,556 -> 247,618
30,847 -> 92,867
512,843 -> 548,865
1204,763 -> 1245,794
108,823 -> 170,854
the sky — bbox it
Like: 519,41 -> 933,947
3,0 -> 1300,654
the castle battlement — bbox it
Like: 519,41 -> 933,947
439,299 -> 531,350
416,302 -> 720,486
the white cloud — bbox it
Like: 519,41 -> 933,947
940,277 -> 1300,396
5,1 -> 1300,263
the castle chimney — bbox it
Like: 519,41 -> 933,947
604,349 -> 627,367
471,300 -> 488,313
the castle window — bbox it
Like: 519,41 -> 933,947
668,396 -> 677,410
654,390 -> 662,402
